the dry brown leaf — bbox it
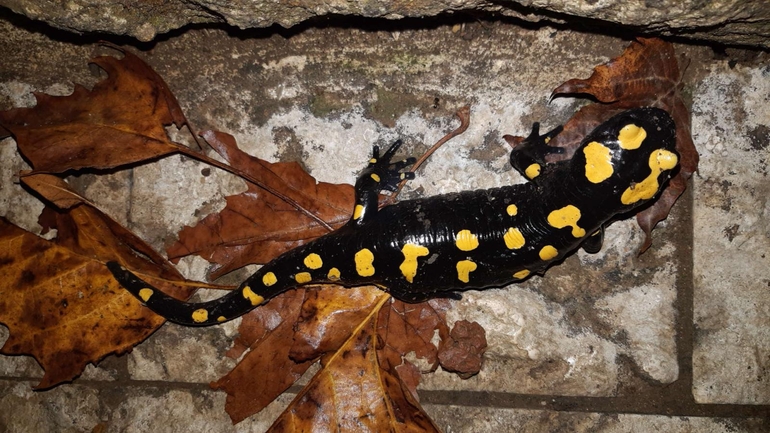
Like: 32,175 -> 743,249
377,299 -> 452,374
0,47 -> 186,173
438,320 -> 487,379
0,208 -> 191,389
290,286 -> 390,363
214,286 -> 397,423
21,173 -> 94,209
167,130 -> 355,279
210,290 -> 314,424
2,168 -> 194,389
268,294 -> 440,433
212,286 -> 387,423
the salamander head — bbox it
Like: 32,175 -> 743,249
572,107 -> 679,210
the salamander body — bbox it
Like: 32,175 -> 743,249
109,107 -> 679,326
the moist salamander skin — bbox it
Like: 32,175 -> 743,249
108,107 -> 679,326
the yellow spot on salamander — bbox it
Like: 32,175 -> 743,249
138,288 -> 153,302
217,316 -> 227,322
262,272 -> 277,287
583,141 -> 614,184
400,243 -> 430,283
547,205 -> 586,238
355,248 -> 375,277
513,269 -> 530,279
353,204 -> 364,220
304,253 -> 323,269
370,173 -> 381,182
242,286 -> 265,306
525,163 -> 541,179
192,309 -> 209,323
539,245 -> 558,261
618,124 -> 647,150
503,227 -> 525,249
327,267 -> 341,280
621,149 -> 679,205
456,260 -> 477,283
455,229 -> 479,251
506,204 -> 518,216
369,158 -> 378,164
295,272 -> 312,284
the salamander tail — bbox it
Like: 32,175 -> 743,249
107,261 -> 283,326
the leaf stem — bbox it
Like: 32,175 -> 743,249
382,105 -> 471,206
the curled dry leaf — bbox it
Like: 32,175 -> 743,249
0,47 -> 186,173
377,299 -> 452,373
167,130 -> 355,279
504,38 -> 697,251
376,298 -> 458,401
438,320 -> 487,379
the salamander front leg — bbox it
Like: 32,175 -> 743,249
350,140 -> 416,224
510,123 -> 564,180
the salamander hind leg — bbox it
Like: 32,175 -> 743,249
351,140 -> 416,224
509,122 -> 564,180
581,226 -> 604,254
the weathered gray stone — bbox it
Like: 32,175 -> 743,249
0,379 -> 295,432
0,381 -> 103,432
692,61 -> 770,405
1,0 -> 769,48
423,405 -> 769,432
127,321 -> 237,384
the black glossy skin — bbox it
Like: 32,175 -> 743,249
108,107 -> 678,326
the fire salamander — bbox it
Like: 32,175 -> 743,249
108,107 -> 679,326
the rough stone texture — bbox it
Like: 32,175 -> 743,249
127,323 -> 237,383
1,0 -> 770,48
422,406 -> 769,432
691,62 -> 770,405
1,7 -> 770,433
0,380 -> 296,432
520,0 -> 770,48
